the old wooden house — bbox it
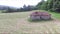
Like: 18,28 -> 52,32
30,12 -> 51,20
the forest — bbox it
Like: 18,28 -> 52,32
37,0 -> 60,13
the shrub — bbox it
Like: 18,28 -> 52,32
54,8 -> 60,13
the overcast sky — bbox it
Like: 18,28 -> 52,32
0,0 -> 46,8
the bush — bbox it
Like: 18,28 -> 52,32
49,9 -> 55,12
54,8 -> 60,13
1,10 -> 8,13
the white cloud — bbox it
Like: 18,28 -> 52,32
0,0 -> 41,8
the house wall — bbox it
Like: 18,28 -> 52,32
41,15 -> 51,20
30,16 -> 41,20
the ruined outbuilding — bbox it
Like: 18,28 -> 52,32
30,12 -> 51,20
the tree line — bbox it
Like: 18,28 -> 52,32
2,5 -> 37,13
2,0 -> 60,13
36,0 -> 60,13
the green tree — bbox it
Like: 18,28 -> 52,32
37,0 -> 60,12
36,0 -> 45,9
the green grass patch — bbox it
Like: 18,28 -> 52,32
40,10 -> 60,19
48,11 -> 60,19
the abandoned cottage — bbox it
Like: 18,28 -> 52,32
30,12 -> 51,20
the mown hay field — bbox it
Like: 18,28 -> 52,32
0,10 -> 60,34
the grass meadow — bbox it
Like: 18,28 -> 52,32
0,10 -> 60,34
